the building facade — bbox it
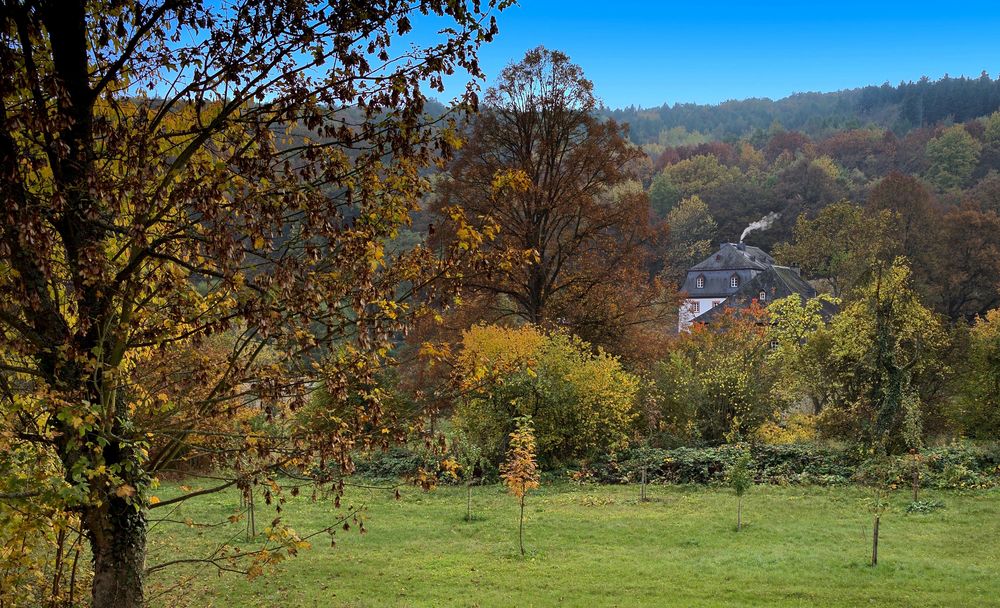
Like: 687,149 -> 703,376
678,242 -> 819,331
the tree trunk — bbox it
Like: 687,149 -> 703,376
466,483 -> 473,522
871,515 -> 880,567
87,500 -> 147,608
912,469 -> 919,502
518,496 -> 525,556
737,495 -> 742,531
640,466 -> 647,502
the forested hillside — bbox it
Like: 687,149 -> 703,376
627,75 -> 1000,323
607,73 -> 1000,149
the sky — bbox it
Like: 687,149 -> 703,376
426,0 -> 1000,109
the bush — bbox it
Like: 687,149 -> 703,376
452,325 -> 639,468
576,443 -> 999,489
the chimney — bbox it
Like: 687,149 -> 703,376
790,264 -> 801,276
737,242 -> 746,251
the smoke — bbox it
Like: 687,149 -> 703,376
740,212 -> 780,242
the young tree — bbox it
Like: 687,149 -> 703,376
500,416 -> 540,556
0,2 -> 508,606
435,47 -> 669,344
727,448 -> 754,531
452,432 -> 486,522
858,457 -> 893,567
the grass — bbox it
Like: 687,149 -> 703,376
146,481 -> 1000,607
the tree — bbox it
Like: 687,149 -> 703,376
649,170 -> 682,217
955,308 -> 1000,438
663,195 -> 717,284
452,324 -> 638,467
926,205 -> 1000,321
500,416 -> 539,557
767,294 -> 842,414
727,447 -> 754,531
858,457 -> 893,567
436,47 -> 667,342
0,2 -> 508,606
774,202 -> 897,298
925,125 -> 981,190
821,261 -> 950,452
452,431 -> 486,522
651,304 -> 784,444
651,155 -> 741,217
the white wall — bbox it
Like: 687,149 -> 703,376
677,298 -> 723,331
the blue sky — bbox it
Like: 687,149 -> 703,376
430,0 -> 1000,108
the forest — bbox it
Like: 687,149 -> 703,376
0,2 -> 998,607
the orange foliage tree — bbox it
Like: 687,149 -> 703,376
500,416 -> 540,556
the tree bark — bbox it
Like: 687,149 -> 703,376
466,483 -> 473,522
518,496 -> 525,556
87,500 -> 147,608
737,496 -> 742,531
871,515 -> 880,567
640,466 -> 647,502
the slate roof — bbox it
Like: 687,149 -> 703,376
692,265 -> 837,324
688,242 -> 775,271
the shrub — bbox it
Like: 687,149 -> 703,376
452,325 -> 639,468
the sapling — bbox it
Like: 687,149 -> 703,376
500,416 -> 540,556
728,447 -> 754,531
860,457 -> 893,567
453,433 -> 485,522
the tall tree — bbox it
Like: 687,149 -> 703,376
436,47 -> 668,341
0,2 -> 507,606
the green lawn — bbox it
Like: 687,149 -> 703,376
146,481 -> 1000,607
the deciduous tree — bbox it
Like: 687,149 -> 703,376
0,2 -> 508,605
500,416 -> 539,556
436,47 -> 669,343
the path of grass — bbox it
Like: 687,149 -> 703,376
146,482 -> 1000,607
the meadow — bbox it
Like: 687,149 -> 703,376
145,481 -> 1000,607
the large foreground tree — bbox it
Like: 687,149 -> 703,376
0,1 -> 508,606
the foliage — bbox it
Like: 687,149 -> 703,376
500,416 -> 539,556
955,309 -> 1000,438
754,414 -> 819,445
925,125 -> 981,190
452,325 -> 639,467
652,155 -> 742,215
0,1 -> 509,605
905,499 -> 945,514
650,304 -> 784,444
663,196 -> 718,283
435,47 -> 670,348
767,294 -> 842,414
813,261 -> 951,451
774,202 -> 897,298
500,417 -> 541,500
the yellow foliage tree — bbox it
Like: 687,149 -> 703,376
453,325 -> 638,466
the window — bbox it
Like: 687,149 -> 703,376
691,301 -> 700,313
696,276 -> 705,289
712,300 -> 721,307
730,275 -> 740,288
759,290 -> 767,301
770,340 -> 780,350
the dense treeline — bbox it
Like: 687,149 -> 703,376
606,73 -> 1000,148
